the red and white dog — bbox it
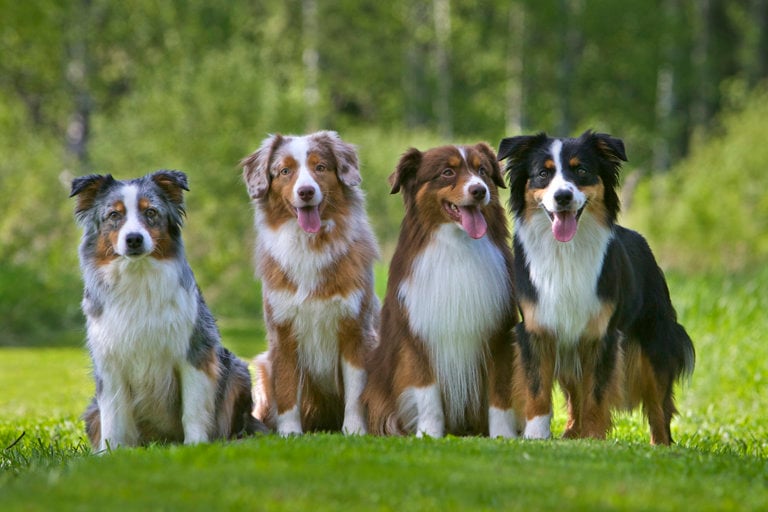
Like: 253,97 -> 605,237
242,131 -> 380,435
363,143 -> 522,437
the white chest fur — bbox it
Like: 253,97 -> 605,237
87,258 -> 197,380
398,224 -> 512,425
258,218 -> 366,391
516,210 -> 612,346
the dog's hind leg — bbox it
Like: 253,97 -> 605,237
578,331 -> 623,440
635,352 -> 675,446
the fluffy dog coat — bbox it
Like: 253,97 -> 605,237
71,170 -> 263,451
243,131 -> 379,435
363,143 -> 522,437
498,131 -> 695,444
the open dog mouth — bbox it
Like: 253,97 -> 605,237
443,201 -> 487,239
542,204 -> 585,243
294,205 -> 322,233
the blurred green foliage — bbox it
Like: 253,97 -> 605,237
1,1 -> 767,344
626,85 -> 768,272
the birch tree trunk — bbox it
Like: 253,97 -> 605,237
433,0 -> 452,139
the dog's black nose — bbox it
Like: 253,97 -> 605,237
297,186 -> 315,202
554,189 -> 573,207
469,183 -> 487,202
126,233 -> 144,251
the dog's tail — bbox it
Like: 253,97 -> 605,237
672,322 -> 695,383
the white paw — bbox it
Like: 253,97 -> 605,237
489,407 -> 519,439
277,406 -> 303,437
523,413 -> 552,440
342,414 -> 367,435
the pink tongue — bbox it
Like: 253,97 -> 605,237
297,206 -> 321,233
552,211 -> 578,242
458,206 -> 487,239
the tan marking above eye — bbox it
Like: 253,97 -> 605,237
277,156 -> 297,176
544,159 -> 555,170
569,157 -> 581,167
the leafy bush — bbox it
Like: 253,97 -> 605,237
626,84 -> 768,272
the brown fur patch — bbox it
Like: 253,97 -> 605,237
271,322 -> 300,415
624,343 -> 674,445
523,185 -> 548,223
148,224 -> 178,260
583,302 -> 615,340
580,179 -> 610,227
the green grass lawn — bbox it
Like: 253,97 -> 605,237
1,270 -> 767,511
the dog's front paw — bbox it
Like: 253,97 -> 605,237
488,406 -> 519,439
277,407 -> 303,437
342,415 -> 367,435
523,413 -> 552,440
183,427 -> 211,445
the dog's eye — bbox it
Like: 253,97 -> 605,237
315,164 -> 326,172
537,169 -> 549,179
107,211 -> 122,221
442,168 -> 455,178
477,166 -> 486,176
280,168 -> 291,176
576,167 -> 588,177
144,208 -> 158,219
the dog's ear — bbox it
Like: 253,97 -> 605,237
497,133 -> 548,164
389,148 -> 422,195
319,131 -> 361,188
151,170 -> 189,205
241,134 -> 283,200
70,174 -> 115,215
474,142 -> 506,189
584,131 -> 628,164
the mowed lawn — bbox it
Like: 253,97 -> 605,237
1,270 -> 767,511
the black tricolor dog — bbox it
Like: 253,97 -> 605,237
497,131 -> 694,445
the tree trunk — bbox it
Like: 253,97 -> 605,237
65,0 -> 93,168
403,3 -> 431,129
747,0 -> 768,86
556,0 -> 583,136
433,0 -> 452,139
654,0 -> 687,172
302,0 -> 320,131
505,2 -> 525,135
